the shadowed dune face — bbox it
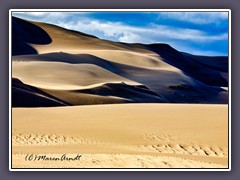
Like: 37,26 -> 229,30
70,83 -> 166,104
12,17 -> 52,55
12,78 -> 69,107
149,44 -> 228,87
12,17 -> 228,107
182,53 -> 228,73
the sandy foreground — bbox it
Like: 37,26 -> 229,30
12,104 -> 228,169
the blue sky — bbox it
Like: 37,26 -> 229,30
12,11 -> 229,56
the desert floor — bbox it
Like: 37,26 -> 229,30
12,104 -> 228,169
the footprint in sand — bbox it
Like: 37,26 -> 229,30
142,132 -> 173,142
12,134 -> 93,146
140,132 -> 227,157
144,143 -> 227,157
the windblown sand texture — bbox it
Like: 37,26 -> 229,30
11,16 -> 229,169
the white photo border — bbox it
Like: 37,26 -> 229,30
9,9 -> 231,172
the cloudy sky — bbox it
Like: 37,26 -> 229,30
12,11 -> 229,56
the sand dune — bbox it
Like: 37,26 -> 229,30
12,104 -> 228,168
150,44 -> 228,87
12,52 -> 227,105
12,78 -> 69,107
12,17 -> 228,106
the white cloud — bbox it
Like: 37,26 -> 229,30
12,12 -> 90,23
118,32 -> 146,43
13,12 -> 64,18
157,12 -> 228,24
14,12 -> 49,16
57,19 -> 227,44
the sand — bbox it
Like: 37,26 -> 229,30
11,17 -> 229,169
12,104 -> 228,168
